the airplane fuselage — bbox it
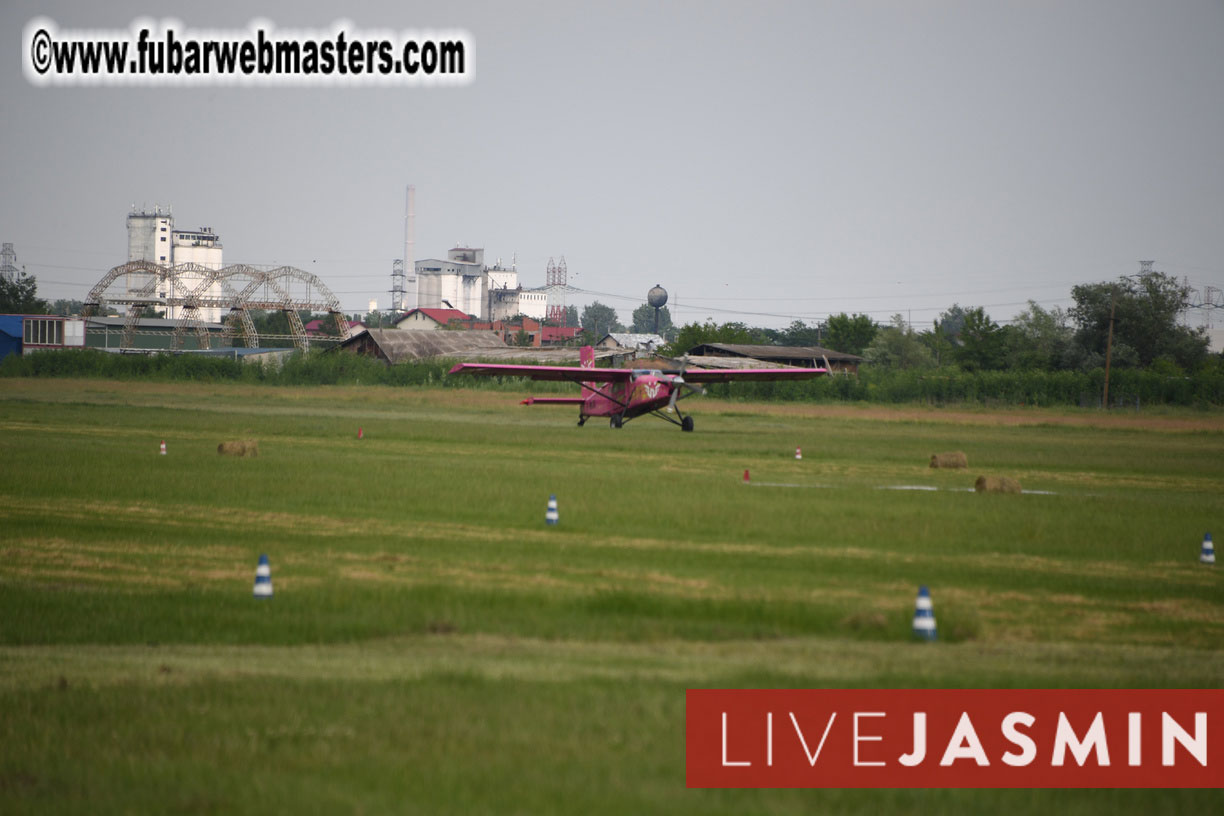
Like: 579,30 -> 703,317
581,372 -> 674,419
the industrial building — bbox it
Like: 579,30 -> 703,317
126,206 -> 225,323
488,283 -> 548,322
415,246 -> 485,317
0,314 -> 87,360
82,316 -> 227,350
0,312 -> 268,360
415,246 -> 548,322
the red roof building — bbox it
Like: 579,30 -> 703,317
392,308 -> 474,330
541,326 -> 581,344
383,310 -> 578,348
304,318 -> 365,336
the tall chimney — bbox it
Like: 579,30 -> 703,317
405,185 -> 416,310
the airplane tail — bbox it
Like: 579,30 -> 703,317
580,345 -> 594,369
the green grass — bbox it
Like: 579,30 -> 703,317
1,378 -> 1222,813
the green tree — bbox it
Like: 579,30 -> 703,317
247,308 -> 314,347
863,315 -> 935,369
1006,301 -> 1072,370
823,313 -> 878,356
921,322 -> 954,367
781,320 -> 823,347
1069,270 -> 1208,369
0,271 -> 48,314
953,307 -> 1007,371
579,301 -> 624,339
49,298 -> 85,316
630,302 -> 673,336
663,320 -> 770,356
754,327 -> 785,345
935,304 -> 970,340
364,310 -> 396,329
308,313 -> 345,337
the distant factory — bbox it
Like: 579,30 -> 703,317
414,246 -> 548,322
126,205 -> 225,323
391,185 -> 555,324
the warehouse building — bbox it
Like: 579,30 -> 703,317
683,343 -> 864,374
0,314 -> 87,360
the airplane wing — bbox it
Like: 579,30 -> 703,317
520,397 -> 586,405
678,367 -> 827,384
448,363 -> 633,383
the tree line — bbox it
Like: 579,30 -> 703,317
644,269 -> 1212,376
6,268 -> 1217,378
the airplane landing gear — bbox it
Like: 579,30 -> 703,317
610,415 -> 623,429
577,415 -> 587,427
681,416 -> 694,432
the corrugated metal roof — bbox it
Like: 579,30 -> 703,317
688,343 -> 863,362
443,347 -> 623,364
675,354 -> 795,370
341,328 -> 507,363
600,333 -> 665,349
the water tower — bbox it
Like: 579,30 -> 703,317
647,284 -> 668,334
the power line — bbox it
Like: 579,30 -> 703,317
569,284 -> 1074,325
677,281 -> 1076,303
1151,258 -> 1223,276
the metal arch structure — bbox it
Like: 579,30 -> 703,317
84,262 -> 348,350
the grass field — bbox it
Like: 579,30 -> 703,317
1,377 -> 1222,814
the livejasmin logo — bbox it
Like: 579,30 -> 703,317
686,689 -> 1222,788
721,710 -> 1201,769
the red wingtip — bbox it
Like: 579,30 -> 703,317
520,398 -> 533,405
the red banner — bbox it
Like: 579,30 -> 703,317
686,689 -> 1223,788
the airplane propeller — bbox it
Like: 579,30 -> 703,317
666,369 -> 704,413
667,375 -> 683,413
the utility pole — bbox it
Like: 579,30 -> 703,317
1102,288 -> 1116,410
1103,264 -> 1151,409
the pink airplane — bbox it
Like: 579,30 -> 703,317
448,346 -> 826,431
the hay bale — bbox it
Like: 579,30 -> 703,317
974,475 -> 1021,494
929,451 -> 968,469
217,439 -> 259,457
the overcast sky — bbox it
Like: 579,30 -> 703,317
3,0 -> 1222,329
